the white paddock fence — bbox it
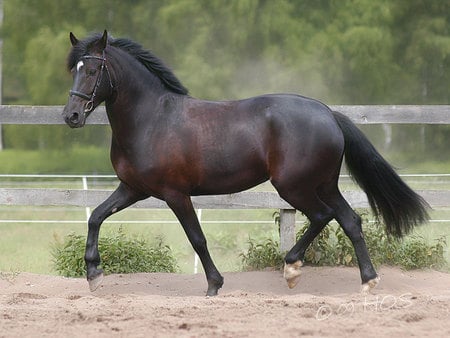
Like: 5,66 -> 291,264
0,105 -> 450,252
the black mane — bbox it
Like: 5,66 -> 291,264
67,33 -> 189,95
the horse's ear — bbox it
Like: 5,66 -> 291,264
100,30 -> 108,50
92,30 -> 108,53
70,32 -> 79,46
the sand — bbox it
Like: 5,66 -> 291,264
1,266 -> 450,337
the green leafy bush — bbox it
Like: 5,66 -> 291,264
241,215 -> 447,271
304,225 -> 337,265
52,228 -> 178,277
300,221 -> 446,270
240,238 -> 284,271
396,235 -> 447,269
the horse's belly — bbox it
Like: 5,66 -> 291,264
192,163 -> 269,195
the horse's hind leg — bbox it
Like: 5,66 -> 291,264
283,213 -> 332,288
165,192 -> 223,296
323,190 -> 379,293
274,185 -> 335,288
279,185 -> 379,292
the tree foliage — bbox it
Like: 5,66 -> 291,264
1,0 -> 449,164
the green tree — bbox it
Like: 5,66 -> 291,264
1,0 -> 449,165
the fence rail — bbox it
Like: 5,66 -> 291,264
1,104 -> 450,124
0,105 -> 449,251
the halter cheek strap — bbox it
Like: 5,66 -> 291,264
69,52 -> 113,113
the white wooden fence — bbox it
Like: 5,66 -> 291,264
0,105 -> 449,251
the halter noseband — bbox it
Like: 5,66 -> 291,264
69,52 -> 113,113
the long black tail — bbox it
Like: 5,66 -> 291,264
332,111 -> 429,237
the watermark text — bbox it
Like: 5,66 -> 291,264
315,293 -> 414,321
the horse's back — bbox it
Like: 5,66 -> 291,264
240,93 -> 335,123
241,93 -> 343,149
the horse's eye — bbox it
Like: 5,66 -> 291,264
88,69 -> 97,76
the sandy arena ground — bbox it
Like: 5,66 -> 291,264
1,266 -> 450,337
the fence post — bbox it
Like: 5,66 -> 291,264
194,208 -> 202,273
82,176 -> 91,221
279,209 -> 296,252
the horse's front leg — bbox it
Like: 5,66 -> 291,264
85,182 -> 143,291
165,192 -> 224,296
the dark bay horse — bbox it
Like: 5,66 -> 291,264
63,31 -> 429,296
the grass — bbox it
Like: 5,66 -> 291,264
0,147 -> 112,174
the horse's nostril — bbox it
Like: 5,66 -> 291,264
70,112 -> 80,124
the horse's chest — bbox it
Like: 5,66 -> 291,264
111,149 -> 179,196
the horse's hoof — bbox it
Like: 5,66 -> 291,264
283,260 -> 303,289
206,277 -> 224,297
360,276 -> 380,294
88,272 -> 104,292
206,287 -> 219,297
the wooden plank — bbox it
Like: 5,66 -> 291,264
416,190 -> 450,208
332,105 -> 450,124
1,105 -> 449,125
342,190 -> 450,209
279,209 -> 296,252
0,105 -> 108,124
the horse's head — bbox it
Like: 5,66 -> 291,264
63,30 -> 113,128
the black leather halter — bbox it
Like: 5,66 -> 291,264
69,52 -> 113,112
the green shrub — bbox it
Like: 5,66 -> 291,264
240,238 -> 284,271
396,235 -> 447,270
303,225 -> 338,266
297,219 -> 447,270
52,228 -> 178,277
362,220 -> 401,266
240,214 -> 447,271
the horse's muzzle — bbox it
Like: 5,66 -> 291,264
62,109 -> 86,128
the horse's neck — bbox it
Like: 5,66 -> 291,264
105,92 -> 160,136
106,60 -> 166,134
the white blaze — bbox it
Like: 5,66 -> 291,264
76,60 -> 84,72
